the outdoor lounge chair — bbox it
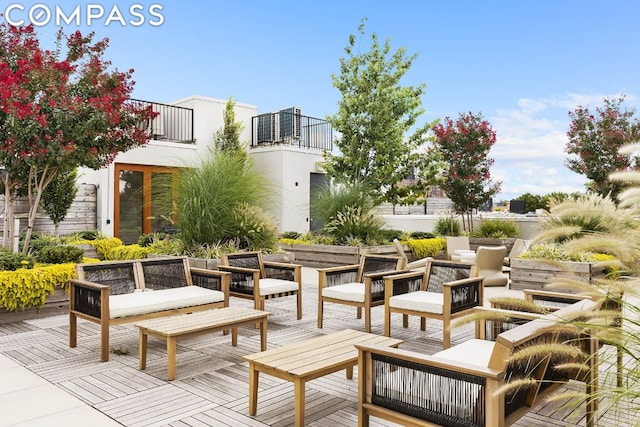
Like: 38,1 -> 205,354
317,254 -> 405,333
383,259 -> 483,348
218,251 -> 302,319
472,245 -> 509,287
445,236 -> 470,260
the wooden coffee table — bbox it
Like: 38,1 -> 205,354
244,329 -> 403,427
135,306 -> 270,380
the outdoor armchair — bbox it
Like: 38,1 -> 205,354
218,251 -> 302,319
317,254 -> 405,333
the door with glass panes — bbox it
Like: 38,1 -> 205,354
114,164 -> 177,244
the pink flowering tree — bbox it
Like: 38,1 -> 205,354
431,112 -> 501,232
565,95 -> 640,202
0,24 -> 156,252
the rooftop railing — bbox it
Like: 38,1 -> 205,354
130,99 -> 194,144
251,111 -> 333,151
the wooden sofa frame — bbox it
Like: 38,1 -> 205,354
69,256 -> 230,361
357,299 -> 601,427
317,254 -> 405,333
383,259 -> 483,348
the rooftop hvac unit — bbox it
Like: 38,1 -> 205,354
150,112 -> 165,140
257,113 -> 279,143
279,107 -> 301,140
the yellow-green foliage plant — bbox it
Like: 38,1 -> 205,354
405,237 -> 446,258
106,244 -> 151,260
71,236 -> 124,260
0,263 -> 76,311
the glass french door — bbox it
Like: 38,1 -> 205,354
114,164 -> 177,244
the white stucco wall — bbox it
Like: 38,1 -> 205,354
78,95 -> 257,236
250,146 -> 325,233
382,214 -> 542,239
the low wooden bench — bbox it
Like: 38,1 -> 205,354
69,256 -> 230,361
357,299 -> 601,427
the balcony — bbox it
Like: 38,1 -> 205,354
130,99 -> 194,144
251,109 -> 333,151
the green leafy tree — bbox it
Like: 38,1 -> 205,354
565,95 -> 640,202
431,112 -> 501,231
214,96 -> 247,162
325,19 -> 436,205
515,192 -> 549,212
40,168 -> 78,236
0,24 -> 156,252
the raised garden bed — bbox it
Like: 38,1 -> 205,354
509,258 -> 607,291
0,288 -> 69,324
278,243 -> 417,268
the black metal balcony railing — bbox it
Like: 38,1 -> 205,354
130,99 -> 194,144
251,110 -> 333,151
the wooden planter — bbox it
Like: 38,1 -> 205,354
278,244 -> 413,268
0,288 -> 69,324
186,252 -> 295,269
509,258 -> 607,291
469,237 -> 516,253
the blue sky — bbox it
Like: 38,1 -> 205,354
7,0 -> 640,202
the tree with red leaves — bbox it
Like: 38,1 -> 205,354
565,95 -> 640,203
0,24 -> 156,252
431,112 -> 501,232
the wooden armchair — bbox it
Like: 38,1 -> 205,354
317,254 -> 405,333
384,259 -> 483,349
218,251 -> 302,319
358,299 -> 600,427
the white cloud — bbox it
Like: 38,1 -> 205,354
487,93 -> 633,201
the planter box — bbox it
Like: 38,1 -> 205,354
187,252 -> 295,269
0,288 -> 69,324
469,237 -> 516,253
279,244 -> 414,268
509,258 -> 607,291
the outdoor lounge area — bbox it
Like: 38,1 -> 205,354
0,266 -> 633,426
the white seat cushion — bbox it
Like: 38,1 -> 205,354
258,278 -> 299,296
322,282 -> 364,303
389,291 -> 443,314
433,339 -> 495,368
109,286 -> 225,319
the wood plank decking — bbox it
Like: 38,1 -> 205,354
0,267 -> 634,426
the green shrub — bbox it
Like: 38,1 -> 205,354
137,232 -> 170,247
378,229 -> 404,242
79,230 -> 99,240
310,182 -> 372,228
433,216 -> 462,236
410,231 -> 435,239
280,231 -> 301,240
406,238 -> 446,258
229,203 -> 279,252
0,247 -> 34,271
21,233 -> 61,256
472,219 -> 519,238
176,151 -> 271,247
37,245 -> 84,264
324,205 -> 385,245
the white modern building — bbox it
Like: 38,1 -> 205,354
78,95 -> 332,244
